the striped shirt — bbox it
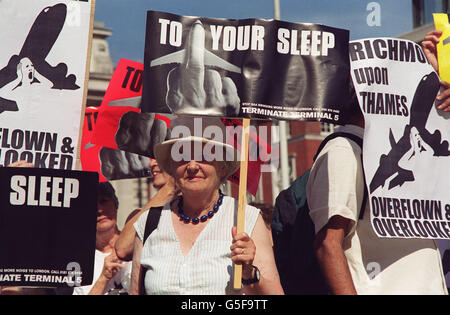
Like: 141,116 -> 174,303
134,196 -> 260,295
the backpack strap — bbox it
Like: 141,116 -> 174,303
359,158 -> 368,220
313,132 -> 368,220
143,206 -> 163,244
140,206 -> 162,295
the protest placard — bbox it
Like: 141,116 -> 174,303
90,59 -> 172,158
141,11 -> 351,288
89,59 -> 271,193
350,38 -> 450,240
81,106 -> 153,182
0,0 -> 94,170
141,10 -> 350,124
0,167 -> 98,287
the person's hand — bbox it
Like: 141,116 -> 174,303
421,31 -> 450,112
230,227 -> 256,279
128,152 -> 152,177
100,252 -> 124,281
166,20 -> 240,116
7,160 -> 34,168
422,30 -> 442,73
99,147 -> 151,180
16,62 -> 23,82
115,112 -> 169,157
436,81 -> 450,112
99,147 -> 128,180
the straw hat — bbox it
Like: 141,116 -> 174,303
154,116 -> 240,179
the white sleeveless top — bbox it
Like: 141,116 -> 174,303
134,196 -> 260,295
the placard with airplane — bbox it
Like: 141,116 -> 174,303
350,38 -> 450,240
141,10 -> 351,124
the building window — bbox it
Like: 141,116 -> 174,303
97,43 -> 107,53
320,122 -> 335,135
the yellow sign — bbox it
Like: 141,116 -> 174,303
433,13 -> 450,82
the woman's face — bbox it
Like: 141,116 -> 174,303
20,58 -> 35,83
171,142 -> 226,194
96,194 -> 117,232
150,159 -> 167,189
410,127 -> 424,151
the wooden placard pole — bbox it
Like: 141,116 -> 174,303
233,118 -> 251,290
75,0 -> 96,171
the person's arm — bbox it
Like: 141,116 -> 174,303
88,252 -> 124,295
231,215 -> 284,295
129,236 -> 144,295
307,140 -> 364,295
313,215 -> 357,295
7,160 -> 34,168
422,30 -> 441,73
422,30 -> 450,112
115,180 -> 177,261
87,275 -> 110,295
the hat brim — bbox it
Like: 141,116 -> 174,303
154,136 -> 240,179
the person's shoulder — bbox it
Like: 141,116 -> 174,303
317,127 -> 363,160
138,202 -> 172,220
324,138 -> 361,158
332,125 -> 364,147
313,138 -> 358,167
245,202 -> 261,213
243,202 -> 261,222
222,195 -> 235,206
134,209 -> 150,236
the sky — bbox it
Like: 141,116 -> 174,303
93,0 -> 414,66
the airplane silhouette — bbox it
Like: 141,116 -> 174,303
149,20 -> 242,74
369,72 -> 450,193
119,20 -> 241,111
0,3 -> 79,113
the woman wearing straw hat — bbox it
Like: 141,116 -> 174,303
129,117 -> 283,295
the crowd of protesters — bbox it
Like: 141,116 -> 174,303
1,31 -> 449,296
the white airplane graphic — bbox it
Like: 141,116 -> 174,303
150,20 -> 241,74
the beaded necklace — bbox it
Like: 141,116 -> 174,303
178,190 -> 224,224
